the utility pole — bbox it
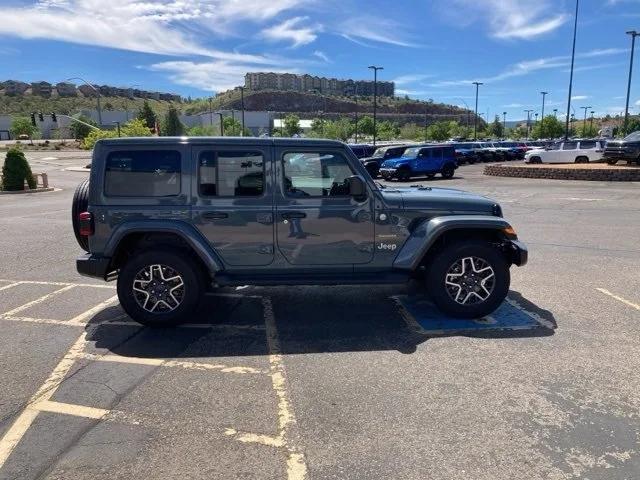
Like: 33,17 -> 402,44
368,65 -> 383,146
208,98 -> 213,126
424,108 -> 429,142
589,110 -> 595,134
553,108 -> 558,118
534,113 -> 539,125
217,112 -> 224,136
624,31 -> 638,134
524,109 -> 533,138
565,0 -> 579,140
540,91 -> 548,120
354,91 -> 359,143
472,81 -> 483,140
239,86 -> 245,136
581,106 -> 592,136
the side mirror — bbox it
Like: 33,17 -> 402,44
346,175 -> 367,199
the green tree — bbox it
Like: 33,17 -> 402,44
510,125 -> 528,139
2,148 -> 36,191
187,125 -> 218,136
137,101 -> 157,131
425,121 -> 451,141
399,123 -> 424,141
69,115 -> 97,140
489,115 -> 504,138
10,117 -> 39,139
222,116 -> 251,136
282,114 -> 302,137
377,121 -> 400,141
531,115 -> 565,139
121,118 -> 154,137
323,118 -> 354,141
161,107 -> 184,136
356,116 -> 375,137
308,117 -> 325,137
579,123 -> 598,138
625,116 -> 640,135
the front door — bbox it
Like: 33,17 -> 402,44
191,145 -> 274,266
275,147 -> 375,265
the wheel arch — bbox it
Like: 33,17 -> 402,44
393,216 -> 514,271
104,221 -> 224,277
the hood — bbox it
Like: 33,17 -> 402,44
379,185 -> 499,215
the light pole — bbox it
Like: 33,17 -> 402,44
208,98 -> 213,127
524,109 -> 533,138
66,77 -> 102,126
624,30 -> 638,134
581,106 -> 592,136
589,110 -> 595,134
354,87 -> 359,143
217,112 -> 224,136
424,108 -> 429,142
540,91 -> 548,120
472,81 -> 483,140
564,0 -> 579,140
239,86 -> 245,136
368,65 -> 383,146
534,113 -> 539,126
553,108 -> 558,118
502,111 -> 507,138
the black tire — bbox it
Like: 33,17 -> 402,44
117,249 -> 204,326
441,164 -> 455,179
575,156 -> 589,164
397,168 -> 411,182
529,156 -> 542,164
71,179 -> 90,252
606,158 -> 618,166
426,240 -> 510,319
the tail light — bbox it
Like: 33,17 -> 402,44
79,212 -> 94,236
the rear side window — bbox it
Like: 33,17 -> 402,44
105,150 -> 180,197
430,148 -> 443,159
579,141 -> 596,149
199,151 -> 264,197
562,142 -> 578,150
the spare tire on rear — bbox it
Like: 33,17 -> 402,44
72,179 -> 90,252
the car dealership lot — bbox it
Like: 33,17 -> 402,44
1,152 -> 640,480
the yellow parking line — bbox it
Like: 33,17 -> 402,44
0,331 -> 87,468
596,288 -> 640,311
33,400 -> 109,420
1,285 -> 76,317
77,352 -> 264,374
0,315 -> 84,326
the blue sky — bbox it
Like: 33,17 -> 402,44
0,0 -> 639,120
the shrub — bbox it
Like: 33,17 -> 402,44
2,148 -> 36,191
82,129 -> 117,149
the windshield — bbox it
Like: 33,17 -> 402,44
372,148 -> 386,157
624,131 -> 640,141
402,147 -> 420,157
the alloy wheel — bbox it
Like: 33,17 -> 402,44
444,256 -> 495,305
132,264 -> 185,313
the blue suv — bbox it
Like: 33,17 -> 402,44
379,145 -> 457,181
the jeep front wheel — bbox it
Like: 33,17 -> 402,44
426,240 -> 509,318
117,249 -> 204,326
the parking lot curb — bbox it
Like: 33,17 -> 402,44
484,164 -> 640,181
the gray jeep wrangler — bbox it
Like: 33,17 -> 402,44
73,137 -> 527,326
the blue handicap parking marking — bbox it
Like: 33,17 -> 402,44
393,295 -> 541,334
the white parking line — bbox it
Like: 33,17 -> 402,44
33,400 -> 109,420
66,295 -> 119,325
596,288 -> 640,311
0,282 -> 21,292
1,285 -> 76,317
0,279 -> 115,289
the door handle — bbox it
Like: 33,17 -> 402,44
281,212 -> 306,219
202,211 -> 228,220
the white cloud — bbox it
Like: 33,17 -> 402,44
0,0 -> 309,57
503,103 -> 525,108
261,16 -> 322,48
312,50 -> 330,62
571,95 -> 590,101
339,16 -> 419,47
635,99 -> 640,106
445,0 -> 568,40
393,74 -> 435,85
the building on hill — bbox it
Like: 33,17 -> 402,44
2,80 -> 29,96
78,84 -> 98,97
55,82 -> 77,97
244,72 -> 394,97
31,81 -> 52,97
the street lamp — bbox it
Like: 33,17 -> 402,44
502,111 -> 507,138
553,108 -> 558,118
66,76 -> 102,126
368,65 -> 384,146
589,110 -> 595,134
208,98 -> 214,127
524,109 -> 533,138
581,106 -> 592,136
624,30 -> 638,134
540,91 -> 548,120
472,81 -> 483,140
534,112 -> 539,125
564,0 -> 579,140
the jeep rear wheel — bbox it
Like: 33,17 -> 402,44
426,240 -> 509,318
397,168 -> 411,182
117,249 -> 204,326
441,164 -> 455,179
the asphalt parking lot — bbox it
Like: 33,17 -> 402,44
1,151 -> 640,480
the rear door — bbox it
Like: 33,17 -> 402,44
191,145 -> 274,266
274,147 -> 374,266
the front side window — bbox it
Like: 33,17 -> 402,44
105,150 -> 180,197
199,151 -> 264,197
283,152 -> 354,197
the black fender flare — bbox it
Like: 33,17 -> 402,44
393,215 -> 513,271
104,220 -> 224,274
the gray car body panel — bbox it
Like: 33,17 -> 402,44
81,136 -> 524,281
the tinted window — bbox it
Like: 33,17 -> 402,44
105,150 -> 180,197
283,152 -> 354,197
430,148 -> 443,159
562,142 -> 578,150
199,151 -> 264,197
579,141 -> 596,149
443,146 -> 455,157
